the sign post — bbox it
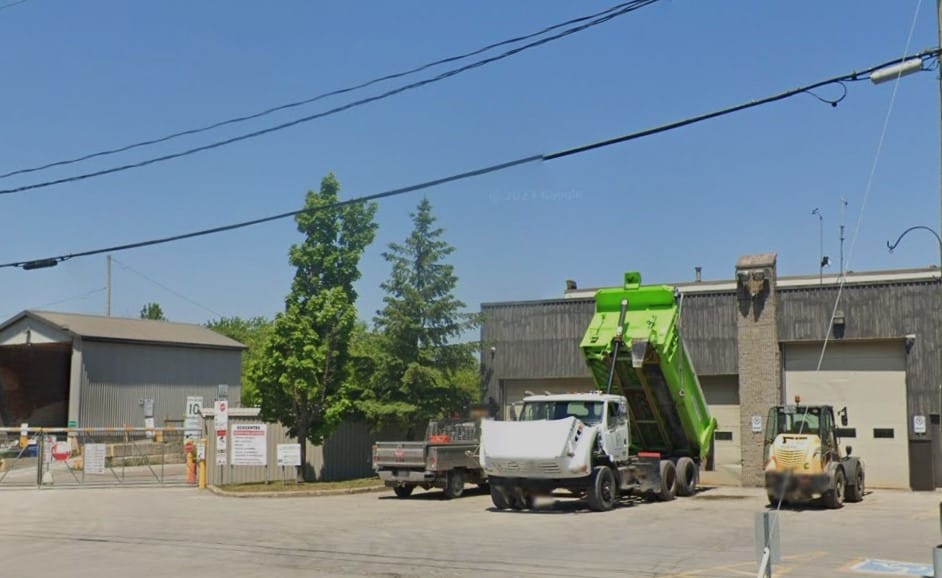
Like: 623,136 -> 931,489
214,400 -> 228,469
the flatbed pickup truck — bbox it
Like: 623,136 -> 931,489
372,419 -> 485,499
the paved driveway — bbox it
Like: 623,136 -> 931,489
0,485 -> 938,577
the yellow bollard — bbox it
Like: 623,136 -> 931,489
197,438 -> 207,489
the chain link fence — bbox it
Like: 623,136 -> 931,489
0,427 -> 195,489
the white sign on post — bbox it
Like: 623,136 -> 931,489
277,444 -> 301,467
214,400 -> 229,466
231,424 -> 268,466
85,443 -> 106,474
185,396 -> 203,440
914,415 -> 927,435
751,415 -> 763,433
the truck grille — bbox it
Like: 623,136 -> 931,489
774,448 -> 804,468
492,459 -> 560,475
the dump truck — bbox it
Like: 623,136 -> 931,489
479,272 -> 717,511
764,397 -> 865,508
372,417 -> 486,499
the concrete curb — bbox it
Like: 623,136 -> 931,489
206,484 -> 388,498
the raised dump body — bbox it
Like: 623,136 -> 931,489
580,271 -> 715,461
480,271 -> 716,511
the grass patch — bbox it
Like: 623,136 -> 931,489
219,477 -> 382,493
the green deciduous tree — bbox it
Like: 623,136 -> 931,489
359,197 -> 479,436
205,316 -> 273,406
249,173 -> 377,480
139,302 -> 165,320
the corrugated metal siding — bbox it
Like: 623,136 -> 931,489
83,341 -> 241,385
203,417 -> 400,484
80,383 -> 230,427
480,292 -> 738,402
78,341 -> 242,427
778,280 -> 942,416
680,292 -> 738,375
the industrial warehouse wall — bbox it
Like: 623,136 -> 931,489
204,415 -> 401,485
78,341 -> 242,427
480,292 -> 738,405
778,279 -> 942,489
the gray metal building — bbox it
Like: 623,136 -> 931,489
480,255 -> 941,491
0,311 -> 244,428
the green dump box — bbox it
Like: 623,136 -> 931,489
580,272 -> 717,462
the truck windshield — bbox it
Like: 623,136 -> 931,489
519,401 -> 604,425
765,406 -> 821,443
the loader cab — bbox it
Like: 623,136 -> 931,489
764,400 -> 844,464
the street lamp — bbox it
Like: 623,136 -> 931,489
886,225 -> 942,258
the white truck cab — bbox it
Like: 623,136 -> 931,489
480,392 -> 695,511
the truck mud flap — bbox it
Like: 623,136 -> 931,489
621,454 -> 661,493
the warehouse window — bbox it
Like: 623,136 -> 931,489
931,414 -> 940,425
873,428 -> 895,439
714,431 -> 733,441
835,428 -> 856,438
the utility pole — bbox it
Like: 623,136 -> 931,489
106,255 -> 111,316
839,197 -> 848,276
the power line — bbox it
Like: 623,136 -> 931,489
0,0 -> 31,12
0,0 -> 660,196
110,256 -> 226,319
0,286 -> 106,320
1,47 -> 938,271
0,1 -> 653,182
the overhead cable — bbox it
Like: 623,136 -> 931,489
0,0 -> 660,194
1,47 -> 938,270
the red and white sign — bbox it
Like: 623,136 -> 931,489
51,441 -> 71,461
214,400 -> 229,466
231,424 -> 267,467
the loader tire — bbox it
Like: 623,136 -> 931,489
675,457 -> 698,497
587,465 -> 617,511
823,468 -> 845,509
845,467 -> 864,503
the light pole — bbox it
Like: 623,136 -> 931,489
812,208 -> 824,284
887,225 -> 942,259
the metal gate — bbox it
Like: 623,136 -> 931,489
0,427 -> 196,488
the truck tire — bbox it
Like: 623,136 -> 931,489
675,457 -> 698,497
490,484 -> 512,510
587,465 -> 617,511
655,460 -> 678,501
823,468 -> 845,509
393,485 -> 414,499
443,470 -> 465,499
510,486 -> 535,510
845,467 -> 864,503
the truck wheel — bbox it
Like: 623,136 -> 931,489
675,457 -> 698,497
823,468 -> 845,509
443,470 -> 465,499
656,460 -> 678,501
845,467 -> 864,503
490,484 -> 511,510
510,486 -> 534,510
587,466 -> 617,511
393,485 -> 414,499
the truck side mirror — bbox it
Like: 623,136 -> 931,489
845,445 -> 852,456
841,414 -> 848,426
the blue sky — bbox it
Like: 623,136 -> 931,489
0,0 -> 939,332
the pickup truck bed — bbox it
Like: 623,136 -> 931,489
372,420 -> 486,499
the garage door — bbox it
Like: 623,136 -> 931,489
700,375 -> 741,486
783,341 -> 908,489
500,378 -> 596,420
